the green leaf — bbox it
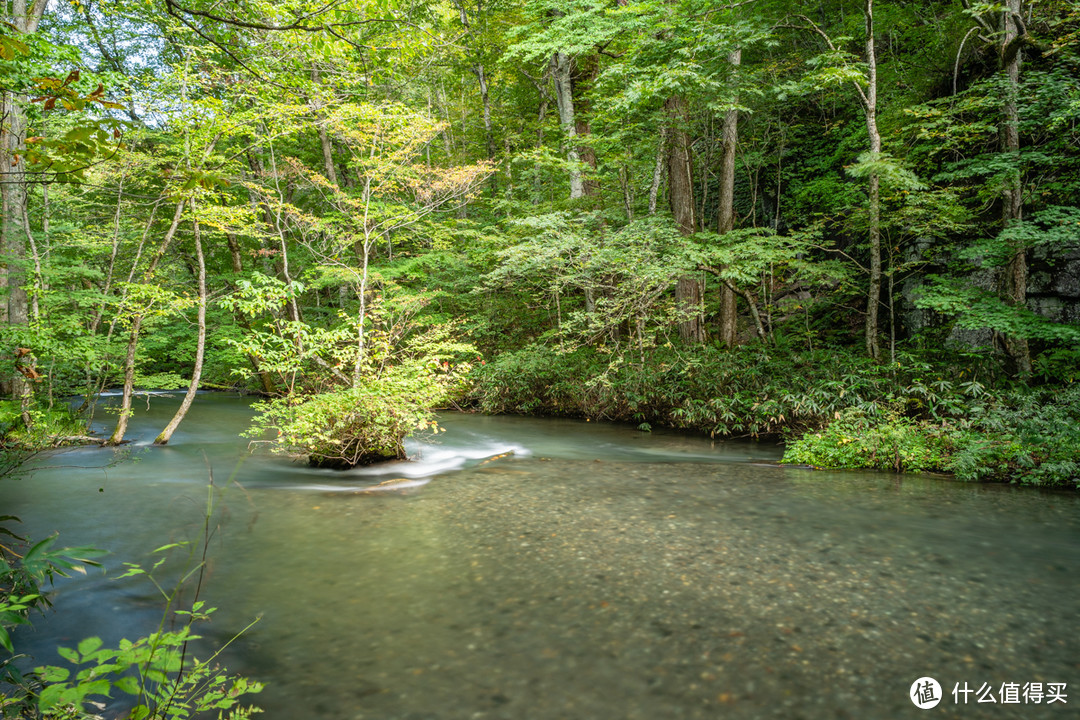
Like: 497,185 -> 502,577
79,678 -> 111,699
152,542 -> 187,554
114,675 -> 141,695
78,636 -> 103,657
37,665 -> 70,683
37,683 -> 70,711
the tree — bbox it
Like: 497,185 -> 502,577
715,47 -> 740,347
1,0 -> 50,419
793,2 -> 884,359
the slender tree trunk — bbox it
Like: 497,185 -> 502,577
310,67 -> 339,186
77,194 -> 157,414
267,139 -> 303,323
666,96 -> 703,343
619,164 -> 633,221
473,62 -> 498,195
534,84 -> 548,205
572,55 -> 600,197
552,52 -> 584,199
717,48 -> 741,347
863,0 -> 883,361
155,206 -> 207,444
353,173 -> 376,387
648,128 -> 667,216
225,232 -> 276,394
1001,0 -> 1031,373
19,199 -> 42,322
106,201 -> 186,446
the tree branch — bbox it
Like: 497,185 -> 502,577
794,14 -> 869,110
953,25 -> 981,96
960,0 -> 996,35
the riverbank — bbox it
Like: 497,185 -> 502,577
469,343 -> 1080,489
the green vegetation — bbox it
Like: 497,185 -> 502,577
474,343 -> 1079,487
0,0 -> 1077,485
785,386 -> 1080,487
1,475 -> 263,719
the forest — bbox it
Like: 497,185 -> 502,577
2,1 -> 1080,718
1,0 -> 1079,485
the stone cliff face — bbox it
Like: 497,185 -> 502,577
1028,242 -> 1080,325
900,239 -> 1080,349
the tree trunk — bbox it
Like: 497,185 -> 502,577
1000,0 -> 1031,374
863,0 -> 883,361
473,62 -> 498,196
534,84 -> 549,205
1,97 -> 31,409
310,67 -> 339,186
266,140 -> 303,323
619,164 -> 633,221
717,48 -> 741,347
225,232 -> 276,394
1,1 -> 48,412
106,200 -> 186,446
155,206 -> 207,444
552,52 -> 584,199
648,128 -> 667,216
572,55 -> 600,197
666,96 -> 703,343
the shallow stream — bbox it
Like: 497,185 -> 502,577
3,394 -> 1078,719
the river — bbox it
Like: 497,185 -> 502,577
3,393 -> 1078,719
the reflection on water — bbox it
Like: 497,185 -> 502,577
3,394 -> 1078,719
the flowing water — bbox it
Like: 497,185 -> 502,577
3,394 -> 1078,719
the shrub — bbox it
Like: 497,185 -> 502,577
247,361 -> 467,468
473,341 -> 1079,488
783,387 -> 1080,488
471,342 -> 991,437
782,409 -> 952,473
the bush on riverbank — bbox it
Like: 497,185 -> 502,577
0,401 -> 91,456
470,342 -> 1079,488
470,342 -> 997,434
784,387 -> 1080,488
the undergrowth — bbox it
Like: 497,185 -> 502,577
470,342 -> 1079,488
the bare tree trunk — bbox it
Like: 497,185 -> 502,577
534,83 -> 549,205
552,52 -> 584,199
717,48 -> 741,347
353,171 -> 376,387
310,66 -> 339,186
106,201 -> 186,446
1,87 -> 31,413
20,203 -> 42,322
225,232 -> 276,394
723,279 -> 768,341
573,55 -> 600,197
77,193 -> 158,415
319,121 -> 339,185
473,62 -> 498,195
863,0 -> 883,361
267,139 -> 303,323
155,205 -> 207,444
620,164 -> 633,221
648,128 -> 667,216
1001,0 -> 1031,373
666,96 -> 704,343
0,0 -> 48,416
